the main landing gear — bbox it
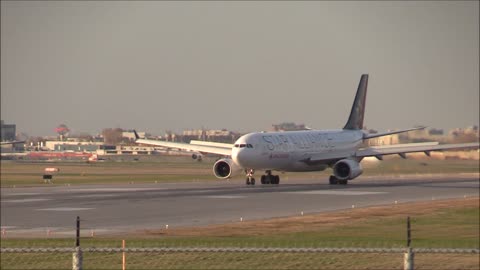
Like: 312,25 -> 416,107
260,170 -> 280,185
329,175 -> 348,185
245,170 -> 280,185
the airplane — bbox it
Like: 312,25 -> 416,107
0,140 -> 26,145
134,74 -> 479,185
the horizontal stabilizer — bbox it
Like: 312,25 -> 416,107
363,126 -> 426,140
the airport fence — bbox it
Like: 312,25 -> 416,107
1,246 -> 479,270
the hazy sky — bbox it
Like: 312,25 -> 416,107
1,1 -> 478,136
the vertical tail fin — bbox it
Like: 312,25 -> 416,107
343,74 -> 368,130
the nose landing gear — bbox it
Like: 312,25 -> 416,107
246,169 -> 255,185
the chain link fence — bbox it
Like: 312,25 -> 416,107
1,246 -> 479,270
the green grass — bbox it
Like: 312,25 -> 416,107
1,203 -> 478,269
1,157 -> 478,187
2,204 -> 478,249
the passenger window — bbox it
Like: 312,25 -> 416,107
240,144 -> 246,148
234,144 -> 239,148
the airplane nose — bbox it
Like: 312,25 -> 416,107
232,148 -> 247,167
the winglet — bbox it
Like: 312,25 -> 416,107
344,74 -> 368,130
133,130 -> 140,140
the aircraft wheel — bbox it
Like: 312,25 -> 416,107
246,178 -> 251,185
339,179 -> 348,185
251,178 -> 255,185
329,175 -> 338,185
274,175 -> 280,184
265,175 -> 271,184
261,175 -> 266,184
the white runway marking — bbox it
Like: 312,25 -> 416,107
73,194 -> 117,198
37,207 -> 94,211
3,193 -> 42,196
292,190 -> 388,196
205,195 -> 246,199
3,198 -> 51,203
72,188 -> 161,192
0,226 -> 17,229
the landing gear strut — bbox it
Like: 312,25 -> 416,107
246,169 -> 255,185
260,170 -> 280,185
329,175 -> 348,185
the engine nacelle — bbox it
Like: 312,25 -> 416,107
213,158 -> 242,179
333,159 -> 363,180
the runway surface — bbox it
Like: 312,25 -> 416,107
1,174 -> 478,237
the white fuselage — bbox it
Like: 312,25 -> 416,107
232,129 -> 364,172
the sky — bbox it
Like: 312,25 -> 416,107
1,1 -> 479,137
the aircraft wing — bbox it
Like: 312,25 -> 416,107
302,142 -> 478,164
189,140 -> 233,149
355,142 -> 479,159
135,138 -> 232,156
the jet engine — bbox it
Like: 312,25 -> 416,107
213,158 -> 242,179
333,159 -> 363,180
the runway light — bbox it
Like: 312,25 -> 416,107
240,217 -> 243,222
301,211 -> 304,216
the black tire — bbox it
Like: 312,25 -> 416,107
246,178 -> 251,185
329,175 -> 338,185
265,175 -> 271,184
251,178 -> 255,185
274,175 -> 280,184
261,175 -> 266,185
339,179 -> 348,185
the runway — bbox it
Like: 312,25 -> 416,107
1,174 -> 478,237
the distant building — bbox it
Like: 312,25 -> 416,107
1,120 -> 16,141
366,134 -> 400,146
44,140 -> 104,152
181,129 -> 239,143
271,122 -> 307,132
428,128 -> 444,136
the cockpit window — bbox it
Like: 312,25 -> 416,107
235,143 -> 253,149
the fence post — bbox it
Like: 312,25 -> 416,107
122,240 -> 126,270
403,247 -> 414,270
73,247 -> 83,270
73,216 -> 83,270
403,216 -> 414,270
